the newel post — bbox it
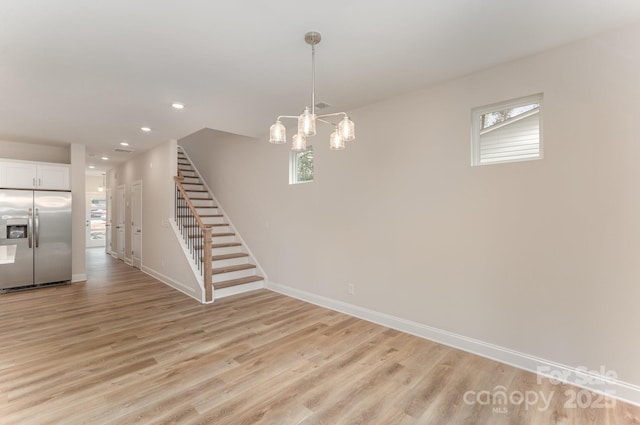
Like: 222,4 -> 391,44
203,226 -> 213,303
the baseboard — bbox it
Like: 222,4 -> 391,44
124,257 -> 132,266
71,273 -> 87,283
142,265 -> 201,303
266,280 -> 640,407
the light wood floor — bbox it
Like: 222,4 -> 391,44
1,249 -> 639,424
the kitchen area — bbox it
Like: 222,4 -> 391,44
0,159 -> 72,291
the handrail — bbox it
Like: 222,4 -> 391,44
174,174 -> 213,302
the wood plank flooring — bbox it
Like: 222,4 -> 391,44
1,248 -> 639,424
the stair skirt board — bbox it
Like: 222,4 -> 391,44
176,147 -> 265,299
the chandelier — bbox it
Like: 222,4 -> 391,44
269,32 -> 355,151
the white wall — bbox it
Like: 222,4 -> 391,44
106,140 -> 202,300
85,175 -> 104,193
70,144 -> 86,281
180,21 -> 640,394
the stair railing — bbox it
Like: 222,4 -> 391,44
174,171 -> 213,302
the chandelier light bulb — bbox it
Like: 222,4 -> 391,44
291,133 -> 307,151
338,116 -> 355,142
298,107 -> 316,137
330,129 -> 345,150
270,120 -> 286,144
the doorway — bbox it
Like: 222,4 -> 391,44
86,193 -> 106,248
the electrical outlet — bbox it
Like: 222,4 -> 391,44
347,283 -> 355,295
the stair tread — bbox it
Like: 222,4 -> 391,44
193,242 -> 242,250
188,197 -> 213,200
188,232 -> 234,239
211,253 -> 249,261
177,205 -> 218,209
183,223 -> 228,228
177,214 -> 223,218
214,275 -> 264,290
212,263 -> 256,274
212,242 -> 241,248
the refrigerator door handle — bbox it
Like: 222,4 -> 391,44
35,208 -> 40,248
28,208 -> 33,248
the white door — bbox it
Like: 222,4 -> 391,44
116,184 -> 126,260
131,181 -> 142,269
86,193 -> 106,248
105,188 -> 113,255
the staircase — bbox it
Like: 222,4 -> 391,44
175,146 -> 264,302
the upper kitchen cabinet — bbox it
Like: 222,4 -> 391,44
0,160 -> 71,190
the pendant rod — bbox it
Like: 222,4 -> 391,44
311,43 -> 316,116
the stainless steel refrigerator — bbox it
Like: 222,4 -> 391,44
0,189 -> 72,290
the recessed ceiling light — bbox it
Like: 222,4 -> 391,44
120,141 -> 129,146
141,127 -> 151,132
171,102 -> 184,109
101,156 -> 109,161
88,165 -> 96,169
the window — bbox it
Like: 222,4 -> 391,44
471,93 -> 543,165
289,147 -> 314,184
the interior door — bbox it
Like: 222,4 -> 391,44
86,193 -> 106,248
105,188 -> 112,255
116,185 -> 125,260
131,181 -> 142,269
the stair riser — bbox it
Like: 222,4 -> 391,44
183,184 -> 204,191
212,257 -> 249,269
182,177 -> 200,184
212,235 -> 236,244
195,207 -> 219,215
181,171 -> 197,177
214,268 -> 256,281
212,245 -> 243,255
201,216 -> 225,225
190,199 -> 215,207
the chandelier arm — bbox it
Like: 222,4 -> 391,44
318,112 -> 348,120
277,115 -> 300,121
317,118 -> 338,127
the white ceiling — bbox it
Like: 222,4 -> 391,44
2,0 -> 640,171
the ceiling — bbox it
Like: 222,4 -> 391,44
2,0 -> 640,172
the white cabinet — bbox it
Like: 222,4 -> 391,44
0,160 -> 70,190
36,164 -> 70,190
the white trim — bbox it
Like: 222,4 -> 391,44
71,273 -> 87,282
177,146 -> 268,283
124,257 -> 132,266
266,280 -> 640,407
